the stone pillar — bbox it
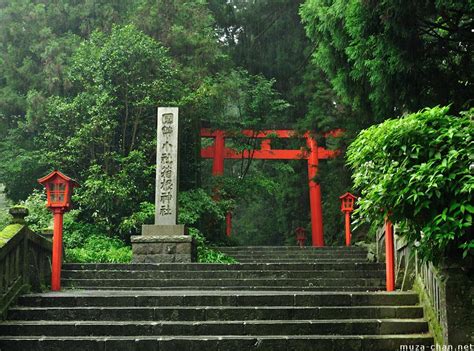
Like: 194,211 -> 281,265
131,107 -> 195,263
438,263 -> 474,345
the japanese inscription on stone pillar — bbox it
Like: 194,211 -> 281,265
155,107 -> 179,225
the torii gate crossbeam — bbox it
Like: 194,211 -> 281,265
200,128 -> 343,247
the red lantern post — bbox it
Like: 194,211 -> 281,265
38,170 -> 79,291
295,227 -> 307,248
339,193 -> 357,246
385,217 -> 395,291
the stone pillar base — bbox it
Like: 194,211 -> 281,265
131,225 -> 195,263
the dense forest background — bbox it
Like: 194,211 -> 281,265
0,0 -> 471,250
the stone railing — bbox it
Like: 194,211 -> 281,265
376,226 -> 473,346
0,207 -> 52,319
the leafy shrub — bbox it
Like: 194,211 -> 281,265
347,106 -> 473,262
20,190 -> 52,232
65,234 -> 132,263
189,228 -> 237,264
63,213 -> 131,263
75,151 -> 155,239
0,185 -> 10,230
0,209 -> 9,231
178,188 -> 231,226
179,189 -> 237,263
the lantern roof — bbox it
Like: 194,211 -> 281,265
339,192 -> 357,200
38,170 -> 80,187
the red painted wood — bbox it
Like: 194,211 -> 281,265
385,218 -> 395,291
345,211 -> 351,246
212,130 -> 225,176
51,209 -> 64,291
226,212 -> 232,237
307,137 -> 324,247
201,128 -> 345,139
202,146 -> 307,160
261,139 -> 271,150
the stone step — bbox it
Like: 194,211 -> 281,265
218,251 -> 368,256
62,277 -> 386,288
62,269 -> 385,279
233,259 -> 369,263
0,243 -> 433,351
17,291 -> 420,308
54,286 -> 385,292
63,262 -> 385,271
215,246 -> 367,251
8,305 -> 424,321
0,319 -> 429,336
217,251 -> 368,256
0,334 -> 435,351
220,254 -> 367,262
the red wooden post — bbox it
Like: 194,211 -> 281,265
385,218 -> 395,291
307,136 -> 324,247
38,170 -> 79,292
345,211 -> 351,246
295,227 -> 306,248
212,130 -> 225,176
339,193 -> 356,247
211,131 -> 234,236
226,212 -> 232,237
51,209 -> 64,291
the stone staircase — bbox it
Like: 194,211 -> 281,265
0,246 -> 433,350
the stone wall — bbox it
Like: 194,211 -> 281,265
1,208 -> 52,319
376,226 -> 474,345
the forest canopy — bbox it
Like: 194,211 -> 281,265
0,0 -> 472,262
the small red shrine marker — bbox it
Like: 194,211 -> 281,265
339,192 -> 356,246
295,227 -> 307,248
38,170 -> 79,291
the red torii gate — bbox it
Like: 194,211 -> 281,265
200,128 -> 343,247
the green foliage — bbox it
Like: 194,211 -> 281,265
131,0 -> 229,84
300,0 -> 473,121
210,0 -> 311,121
0,210 -> 9,232
347,106 -> 473,262
65,235 -> 132,263
118,201 -> 155,237
189,227 -> 237,264
63,213 -> 131,263
178,188 -> 230,226
75,151 -> 155,238
195,69 -> 289,131
20,190 -> 51,233
0,185 -> 10,231
177,189 -> 236,263
0,224 -> 24,248
4,0 -> 470,253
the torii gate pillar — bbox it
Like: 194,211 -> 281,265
211,130 -> 232,237
307,137 -> 324,246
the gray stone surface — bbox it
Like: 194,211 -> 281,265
131,107 -> 196,263
132,254 -> 193,263
131,234 -> 195,263
142,224 -> 186,236
154,107 -> 179,225
0,247 -> 435,351
131,235 -> 192,243
439,265 -> 474,345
